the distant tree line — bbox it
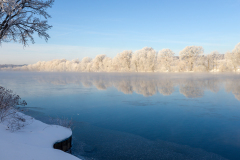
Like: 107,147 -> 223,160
0,64 -> 25,68
8,42 -> 240,72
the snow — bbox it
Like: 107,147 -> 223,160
0,113 -> 81,160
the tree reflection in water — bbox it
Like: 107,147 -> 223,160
22,73 -> 240,101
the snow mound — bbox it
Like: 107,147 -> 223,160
0,114 -> 80,160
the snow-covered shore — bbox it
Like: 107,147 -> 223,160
0,114 -> 81,160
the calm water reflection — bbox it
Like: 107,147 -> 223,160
0,72 -> 240,160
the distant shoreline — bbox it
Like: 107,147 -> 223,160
0,64 -> 27,68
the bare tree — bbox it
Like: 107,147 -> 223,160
0,0 -> 54,46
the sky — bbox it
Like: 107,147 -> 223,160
1,0 -> 240,64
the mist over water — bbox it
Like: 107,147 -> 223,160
1,72 -> 239,101
0,72 -> 240,160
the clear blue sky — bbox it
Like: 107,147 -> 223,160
1,0 -> 240,64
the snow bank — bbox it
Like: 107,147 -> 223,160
0,114 -> 80,160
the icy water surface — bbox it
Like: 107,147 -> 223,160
0,72 -> 240,160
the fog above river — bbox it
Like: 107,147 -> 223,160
0,72 -> 240,101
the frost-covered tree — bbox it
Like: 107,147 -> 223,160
234,43 -> 240,55
81,57 -> 92,72
102,56 -> 112,72
227,42 -> 240,71
211,51 -> 220,71
225,51 -> 239,72
204,54 -> 213,71
5,42 -> 240,73
179,46 -> 204,71
131,52 -> 140,72
111,57 -> 120,72
0,86 -> 27,131
174,59 -> 185,72
115,50 -> 132,72
0,0 -> 54,46
158,49 -> 175,72
70,59 -> 81,71
132,47 -> 157,72
223,43 -> 240,72
203,51 -> 220,71
192,55 -> 206,72
91,54 -> 106,72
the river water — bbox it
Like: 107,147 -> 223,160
0,72 -> 240,160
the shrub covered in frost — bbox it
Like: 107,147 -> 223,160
0,86 -> 27,131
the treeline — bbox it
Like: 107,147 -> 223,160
11,43 -> 240,72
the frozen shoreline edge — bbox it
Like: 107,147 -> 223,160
0,112 -> 81,160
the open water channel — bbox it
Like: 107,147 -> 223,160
0,72 -> 240,160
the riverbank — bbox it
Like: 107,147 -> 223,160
0,113 -> 80,160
